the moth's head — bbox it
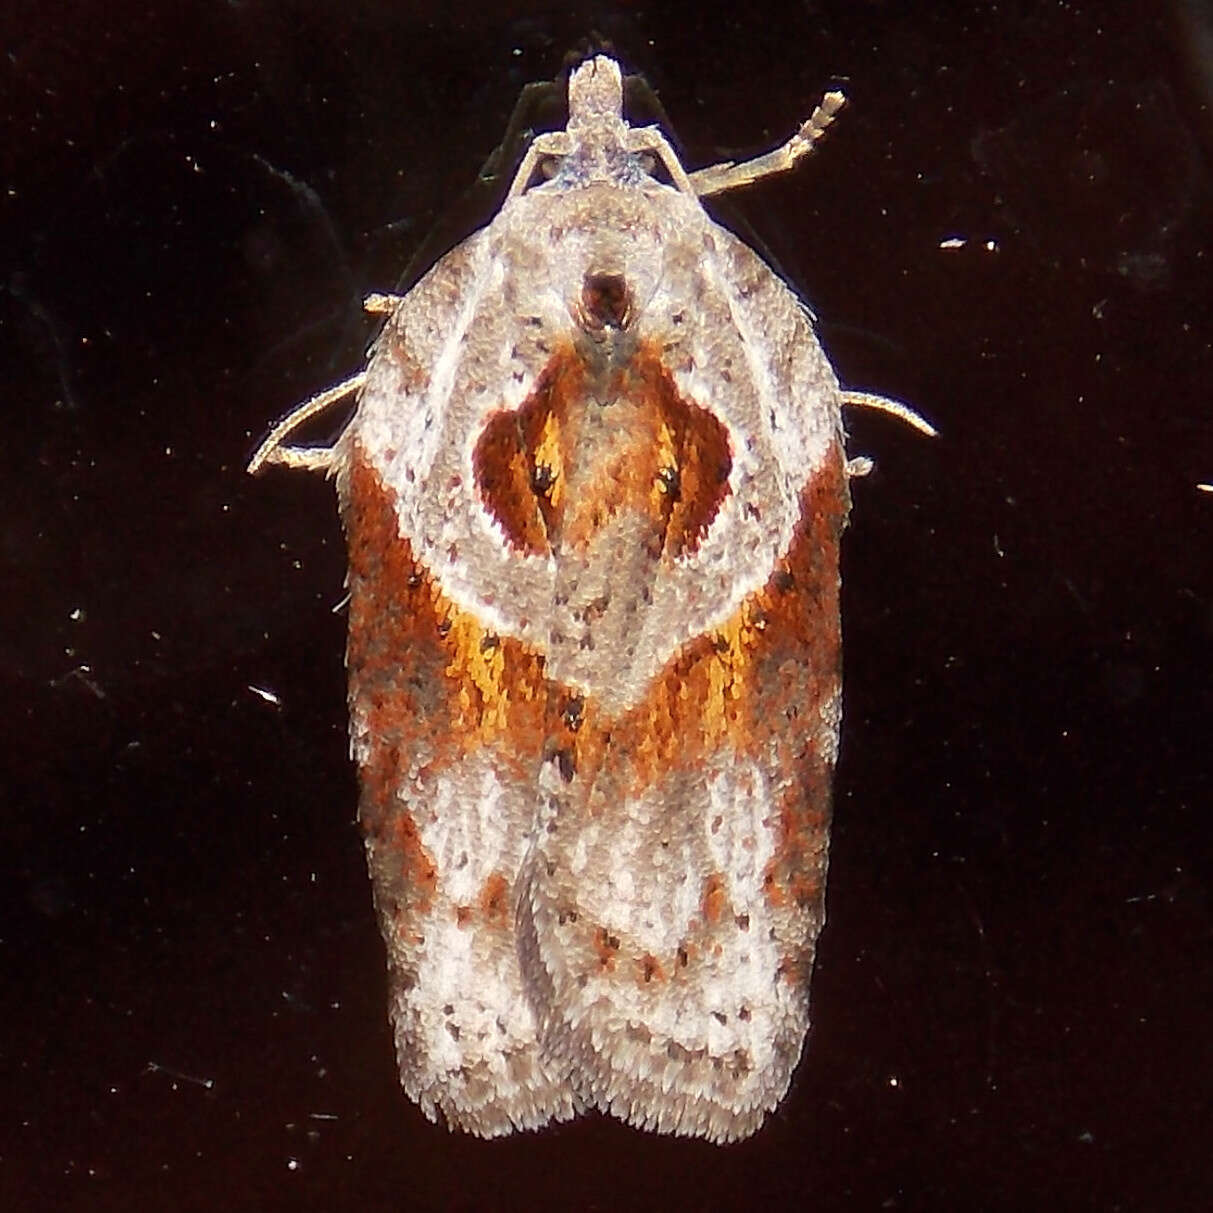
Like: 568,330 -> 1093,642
566,56 -> 627,137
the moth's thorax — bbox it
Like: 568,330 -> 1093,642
497,182 -> 693,327
543,53 -> 647,191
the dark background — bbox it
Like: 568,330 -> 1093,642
3,1 -> 1210,1209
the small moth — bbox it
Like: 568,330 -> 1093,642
250,56 -> 932,1142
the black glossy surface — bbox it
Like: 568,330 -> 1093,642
4,2 -> 1210,1209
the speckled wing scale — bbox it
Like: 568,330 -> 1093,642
249,57 -> 933,1142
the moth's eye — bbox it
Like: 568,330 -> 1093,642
512,154 -> 562,195
637,150 -> 676,187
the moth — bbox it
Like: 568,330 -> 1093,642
249,55 -> 932,1142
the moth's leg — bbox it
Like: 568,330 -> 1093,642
843,391 -> 937,479
246,371 -> 367,475
626,125 -> 699,196
363,292 -> 403,315
688,91 -> 847,198
842,391 -> 938,438
507,131 -> 572,198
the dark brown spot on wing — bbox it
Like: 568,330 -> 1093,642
702,872 -> 727,924
479,872 -> 511,926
